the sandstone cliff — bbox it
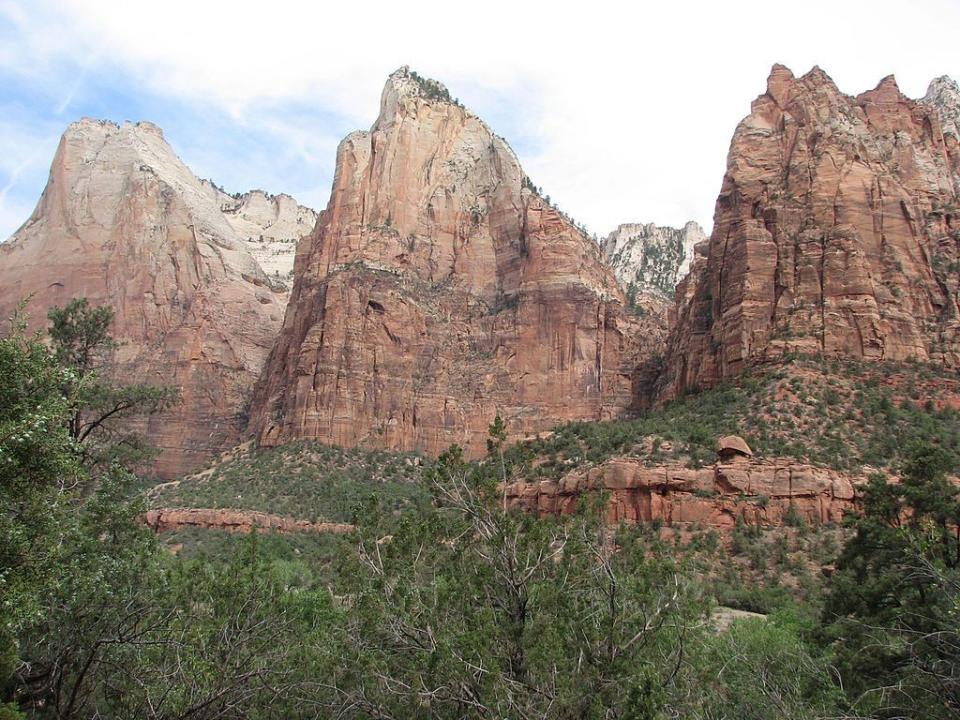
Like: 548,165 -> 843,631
924,75 -> 960,141
658,66 -> 960,400
248,67 -> 648,457
214,188 -> 317,288
0,119 -> 296,477
602,221 -> 706,299
506,455 -> 863,529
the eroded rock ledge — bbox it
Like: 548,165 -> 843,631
144,508 -> 355,535
506,456 -> 865,528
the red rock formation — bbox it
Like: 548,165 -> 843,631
659,65 -> 960,400
144,508 -> 354,535
248,68 -> 649,457
0,120 -> 295,477
506,455 -> 863,528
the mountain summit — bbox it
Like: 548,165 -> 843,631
247,69 -> 658,456
657,65 -> 960,401
0,119 -> 313,476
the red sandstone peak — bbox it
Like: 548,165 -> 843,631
247,69 -> 653,458
766,63 -> 796,107
0,119 -> 313,477
800,65 -> 836,86
656,65 -> 960,402
857,73 -> 907,106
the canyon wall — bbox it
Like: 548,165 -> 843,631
658,66 -> 960,400
248,68 -> 655,457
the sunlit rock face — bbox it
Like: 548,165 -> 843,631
658,66 -> 960,401
248,68 -> 656,457
212,187 -> 317,291
602,221 -> 706,299
0,119 -> 295,477
924,75 -> 960,142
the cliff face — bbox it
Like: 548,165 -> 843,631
924,75 -> 960,141
248,67 -> 646,457
602,221 -> 706,299
506,455 -> 862,529
659,66 -> 960,400
0,119 -> 296,477
214,189 -> 318,289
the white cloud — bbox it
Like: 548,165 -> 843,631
2,0 -> 959,238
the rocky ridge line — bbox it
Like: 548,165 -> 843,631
506,453 -> 863,529
657,65 -> 960,402
247,67 -> 661,458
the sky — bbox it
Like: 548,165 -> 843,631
1,0 -> 958,242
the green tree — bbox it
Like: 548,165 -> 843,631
332,438 -> 706,718
0,308 -> 79,718
676,613 -> 842,719
47,298 -> 177,467
7,299 -> 312,719
487,414 -> 508,509
821,441 -> 960,719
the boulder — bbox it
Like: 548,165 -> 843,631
717,435 -> 753,461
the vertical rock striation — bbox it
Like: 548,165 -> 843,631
0,119 -> 302,477
658,66 -> 960,400
248,67 -> 648,456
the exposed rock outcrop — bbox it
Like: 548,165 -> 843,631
213,188 -> 317,289
924,75 -> 960,141
506,455 -> 863,528
0,119 -> 295,477
145,507 -> 354,534
602,221 -> 706,299
248,67 -> 649,457
717,435 -> 752,460
658,65 -> 960,400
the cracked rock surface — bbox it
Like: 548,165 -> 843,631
248,68 -> 659,457
658,65 -> 960,401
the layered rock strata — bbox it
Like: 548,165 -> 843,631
659,66 -> 960,400
506,455 -> 862,528
0,119 -> 297,477
248,68 -> 648,456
